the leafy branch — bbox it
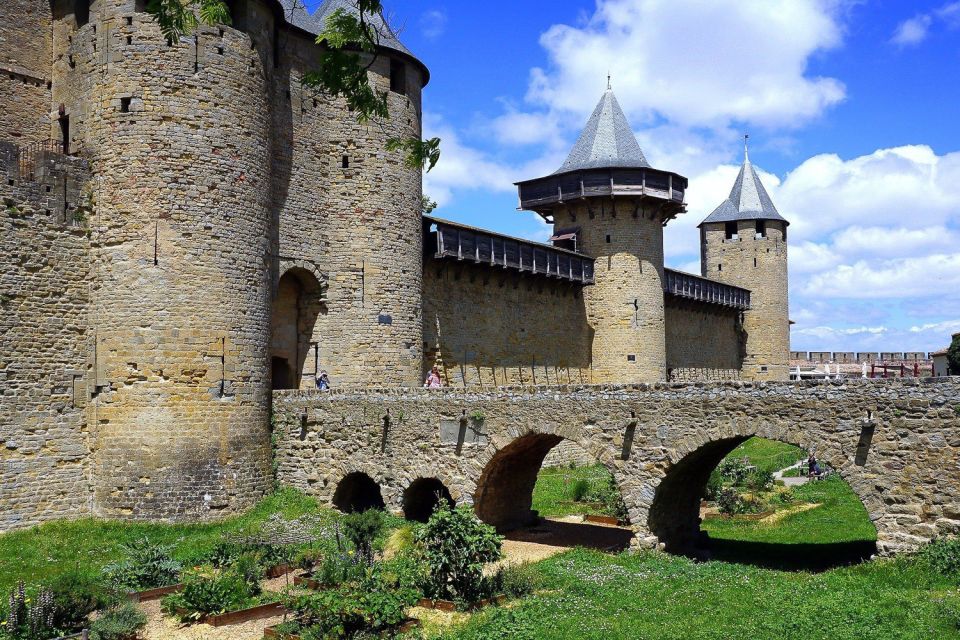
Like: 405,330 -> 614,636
144,0 -> 231,41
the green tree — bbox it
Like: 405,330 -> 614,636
948,334 -> 960,376
144,0 -> 440,172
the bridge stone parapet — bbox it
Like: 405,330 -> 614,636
273,378 -> 960,556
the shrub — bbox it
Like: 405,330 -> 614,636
715,487 -> 764,516
570,479 -> 590,503
490,563 -> 542,599
922,537 -> 960,578
206,537 -> 290,571
89,602 -> 147,640
717,458 -> 750,485
704,473 -> 723,501
232,553 -> 264,597
284,579 -> 414,639
745,470 -> 774,492
342,509 -> 385,565
102,538 -> 181,590
312,552 -> 365,588
160,570 -> 254,622
413,502 -> 503,602
587,475 -> 629,521
776,488 -> 795,504
1,581 -> 57,640
47,570 -> 119,630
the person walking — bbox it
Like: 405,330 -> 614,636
316,370 -> 330,391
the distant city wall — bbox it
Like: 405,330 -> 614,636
792,351 -> 933,363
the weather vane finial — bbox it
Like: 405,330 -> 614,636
607,71 -> 612,91
744,134 -> 750,162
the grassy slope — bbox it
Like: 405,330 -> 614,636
0,488 -> 322,594
531,464 -> 613,518
445,549 -> 960,640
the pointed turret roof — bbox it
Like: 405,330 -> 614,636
554,89 -> 650,174
700,146 -> 788,227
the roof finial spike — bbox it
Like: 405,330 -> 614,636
607,71 -> 612,91
744,134 -> 750,163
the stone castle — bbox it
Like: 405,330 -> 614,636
0,0 -> 790,531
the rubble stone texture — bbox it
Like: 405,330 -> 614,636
274,378 -> 960,556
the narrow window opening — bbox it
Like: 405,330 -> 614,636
59,115 -> 70,155
126,16 -> 134,26
717,263 -> 722,272
217,46 -> 224,55
341,155 -> 349,169
75,1 -> 90,27
755,220 -> 766,238
725,221 -> 738,240
390,58 -> 406,95
126,35 -> 132,45
753,257 -> 757,268
605,234 -> 611,244
627,355 -> 637,363
120,97 -> 131,113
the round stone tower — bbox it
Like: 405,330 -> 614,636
51,0 -> 276,520
516,88 -> 687,383
699,144 -> 790,381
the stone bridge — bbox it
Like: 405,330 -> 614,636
273,378 -> 960,555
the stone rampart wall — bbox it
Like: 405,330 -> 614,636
0,0 -> 53,144
665,301 -> 742,378
422,260 -> 592,387
274,378 -> 960,555
0,146 -> 93,530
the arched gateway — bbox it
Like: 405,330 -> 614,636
274,378 -> 960,555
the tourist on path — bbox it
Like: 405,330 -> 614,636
424,365 -> 443,389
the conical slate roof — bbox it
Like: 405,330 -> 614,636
554,89 -> 650,174
700,150 -> 789,226
275,0 -> 425,77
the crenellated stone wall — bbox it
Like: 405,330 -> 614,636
664,300 -> 743,379
274,378 -> 960,556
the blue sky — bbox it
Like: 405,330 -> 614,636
313,0 -> 960,352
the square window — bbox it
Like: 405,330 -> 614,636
627,355 -> 636,362
120,97 -> 131,113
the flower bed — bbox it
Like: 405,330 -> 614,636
126,583 -> 184,603
416,595 -> 507,612
262,617 -> 420,640
204,601 -> 287,627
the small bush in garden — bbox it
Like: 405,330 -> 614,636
283,579 -> 414,639
413,501 -> 502,602
569,479 -> 590,502
47,570 -> 119,630
717,458 -> 750,485
89,602 -> 147,640
716,487 -> 745,515
704,473 -> 723,501
102,538 -> 181,590
745,470 -> 774,492
377,551 -> 430,594
921,537 -> 960,579
588,475 -> 629,521
160,570 -> 254,622
312,552 -> 365,588
232,553 -> 264,597
490,563 -> 542,599
1,581 -> 57,640
342,509 -> 385,565
776,488 -> 795,504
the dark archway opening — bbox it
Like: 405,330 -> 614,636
332,472 -> 386,513
474,434 -> 633,553
648,436 -> 877,571
403,478 -> 454,523
270,270 -> 325,391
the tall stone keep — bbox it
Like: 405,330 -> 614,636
516,88 -> 687,382
699,146 -> 790,380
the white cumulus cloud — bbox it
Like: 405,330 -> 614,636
891,14 -> 933,46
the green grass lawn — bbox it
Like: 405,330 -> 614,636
532,464 -> 616,518
726,437 -> 806,473
443,548 -> 960,640
0,488 -> 324,594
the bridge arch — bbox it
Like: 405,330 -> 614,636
332,471 -> 385,513
403,477 -> 455,523
643,427 -> 879,561
473,431 -> 625,531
